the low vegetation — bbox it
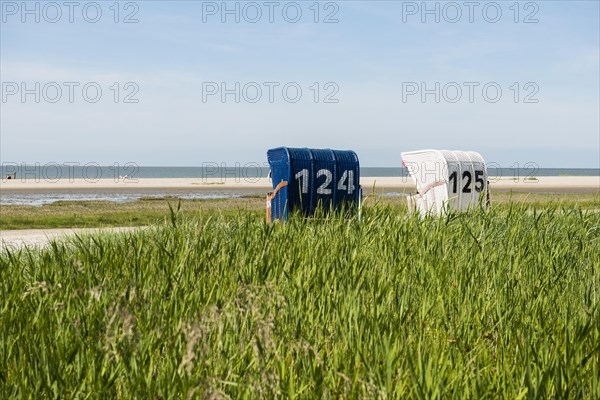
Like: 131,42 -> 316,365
0,196 -> 264,230
0,192 -> 598,230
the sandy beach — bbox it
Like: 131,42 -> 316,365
1,176 -> 598,194
2,176 -> 596,249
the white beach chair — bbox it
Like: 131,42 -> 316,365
401,149 -> 490,216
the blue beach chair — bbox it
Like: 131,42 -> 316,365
266,147 -> 362,222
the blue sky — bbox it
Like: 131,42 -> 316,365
1,1 -> 599,167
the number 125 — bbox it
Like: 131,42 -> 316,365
449,170 -> 485,193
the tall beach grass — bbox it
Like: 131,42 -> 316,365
1,201 -> 599,398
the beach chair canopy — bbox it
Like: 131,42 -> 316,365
401,149 -> 489,215
267,147 -> 361,221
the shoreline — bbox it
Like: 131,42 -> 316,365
1,176 -> 598,194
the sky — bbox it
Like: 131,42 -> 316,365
1,0 -> 599,168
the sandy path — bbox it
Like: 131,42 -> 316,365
0,227 -> 142,252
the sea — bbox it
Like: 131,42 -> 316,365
1,166 -> 598,206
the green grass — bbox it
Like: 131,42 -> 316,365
1,201 -> 599,398
0,197 -> 264,230
1,192 -> 598,230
